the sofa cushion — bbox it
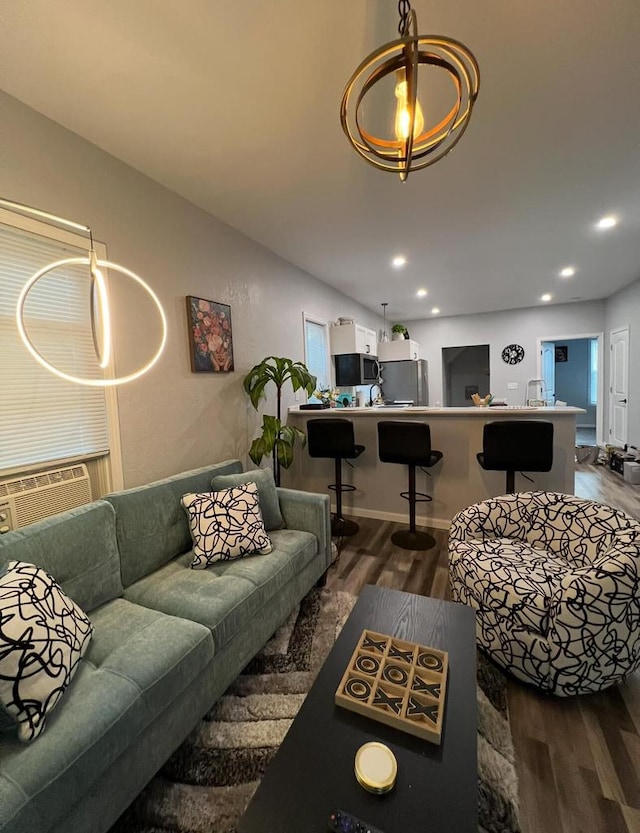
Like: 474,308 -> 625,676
451,538 -> 569,636
0,561 -> 93,742
105,460 -> 243,586
0,597 -> 213,833
181,483 -> 272,568
0,500 -> 122,613
124,528 -> 318,652
211,468 -> 285,531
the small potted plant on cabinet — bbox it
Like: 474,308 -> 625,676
392,324 -> 407,341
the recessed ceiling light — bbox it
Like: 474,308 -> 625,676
559,266 -> 575,278
596,215 -> 617,230
416,288 -> 428,297
392,255 -> 407,268
541,293 -> 552,302
431,307 -> 440,315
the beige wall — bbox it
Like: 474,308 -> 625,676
0,91 -> 381,487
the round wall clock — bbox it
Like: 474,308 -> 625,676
502,344 -> 525,365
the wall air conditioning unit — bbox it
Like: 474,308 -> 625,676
0,464 -> 92,533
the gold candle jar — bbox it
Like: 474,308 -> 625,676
354,742 -> 397,794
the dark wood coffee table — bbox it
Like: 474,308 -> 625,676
239,584 -> 477,833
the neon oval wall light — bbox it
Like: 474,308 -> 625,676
16,257 -> 167,387
0,197 -> 167,387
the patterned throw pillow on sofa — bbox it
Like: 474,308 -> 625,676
211,467 -> 285,531
181,481 -> 273,569
0,561 -> 93,742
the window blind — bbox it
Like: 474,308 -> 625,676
0,223 -> 109,472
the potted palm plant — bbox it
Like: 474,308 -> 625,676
243,356 -> 317,486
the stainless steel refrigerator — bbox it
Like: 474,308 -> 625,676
380,359 -> 429,406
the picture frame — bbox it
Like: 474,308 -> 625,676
555,345 -> 568,363
185,296 -> 234,372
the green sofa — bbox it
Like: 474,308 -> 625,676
0,460 -> 331,833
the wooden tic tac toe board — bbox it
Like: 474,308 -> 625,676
335,629 -> 449,744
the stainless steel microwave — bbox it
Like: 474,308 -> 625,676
334,353 -> 379,386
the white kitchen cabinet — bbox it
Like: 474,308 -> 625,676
377,339 -> 420,361
330,323 -> 377,355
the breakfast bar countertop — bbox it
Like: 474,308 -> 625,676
289,405 -> 585,416
286,405 -> 586,527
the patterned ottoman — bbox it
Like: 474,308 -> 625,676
449,491 -> 640,696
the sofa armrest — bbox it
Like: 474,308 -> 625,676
277,488 -> 332,570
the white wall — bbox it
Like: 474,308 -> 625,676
0,91 -> 381,487
606,276 -> 640,447
4,87 -> 637,480
405,302 -> 605,407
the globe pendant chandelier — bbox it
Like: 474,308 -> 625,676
0,197 -> 167,387
340,0 -> 480,181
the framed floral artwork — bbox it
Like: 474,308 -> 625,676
185,296 -> 234,372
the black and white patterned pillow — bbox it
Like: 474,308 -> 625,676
181,482 -> 273,569
0,560 -> 93,742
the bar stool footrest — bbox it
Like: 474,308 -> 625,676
328,483 -> 357,493
399,491 -> 432,503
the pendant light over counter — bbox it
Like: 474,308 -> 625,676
340,0 -> 480,181
381,302 -> 389,342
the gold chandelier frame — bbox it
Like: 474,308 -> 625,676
340,8 -> 480,181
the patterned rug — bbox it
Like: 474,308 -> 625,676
110,588 -> 520,833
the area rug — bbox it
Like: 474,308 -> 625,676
110,589 -> 520,833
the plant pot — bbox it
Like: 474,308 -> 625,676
392,333 -> 404,341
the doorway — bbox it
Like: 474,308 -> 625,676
536,333 -> 604,445
442,345 -> 490,407
609,326 -> 629,447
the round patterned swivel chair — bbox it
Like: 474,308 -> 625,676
449,491 -> 640,696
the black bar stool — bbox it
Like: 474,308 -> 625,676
477,420 -> 554,493
307,418 -> 365,537
377,421 -> 443,551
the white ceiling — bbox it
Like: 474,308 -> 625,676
1,0 -> 639,321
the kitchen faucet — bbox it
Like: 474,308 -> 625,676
369,382 -> 384,406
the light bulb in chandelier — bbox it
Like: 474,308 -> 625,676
394,75 -> 424,143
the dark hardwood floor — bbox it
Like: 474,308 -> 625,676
324,462 -> 640,833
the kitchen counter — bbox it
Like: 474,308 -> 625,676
285,406 -> 585,527
290,405 -> 583,416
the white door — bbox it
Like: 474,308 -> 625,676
609,327 -> 629,446
541,342 -> 555,403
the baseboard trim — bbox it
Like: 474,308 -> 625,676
330,503 -> 451,530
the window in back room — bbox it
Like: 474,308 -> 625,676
303,313 -> 330,401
